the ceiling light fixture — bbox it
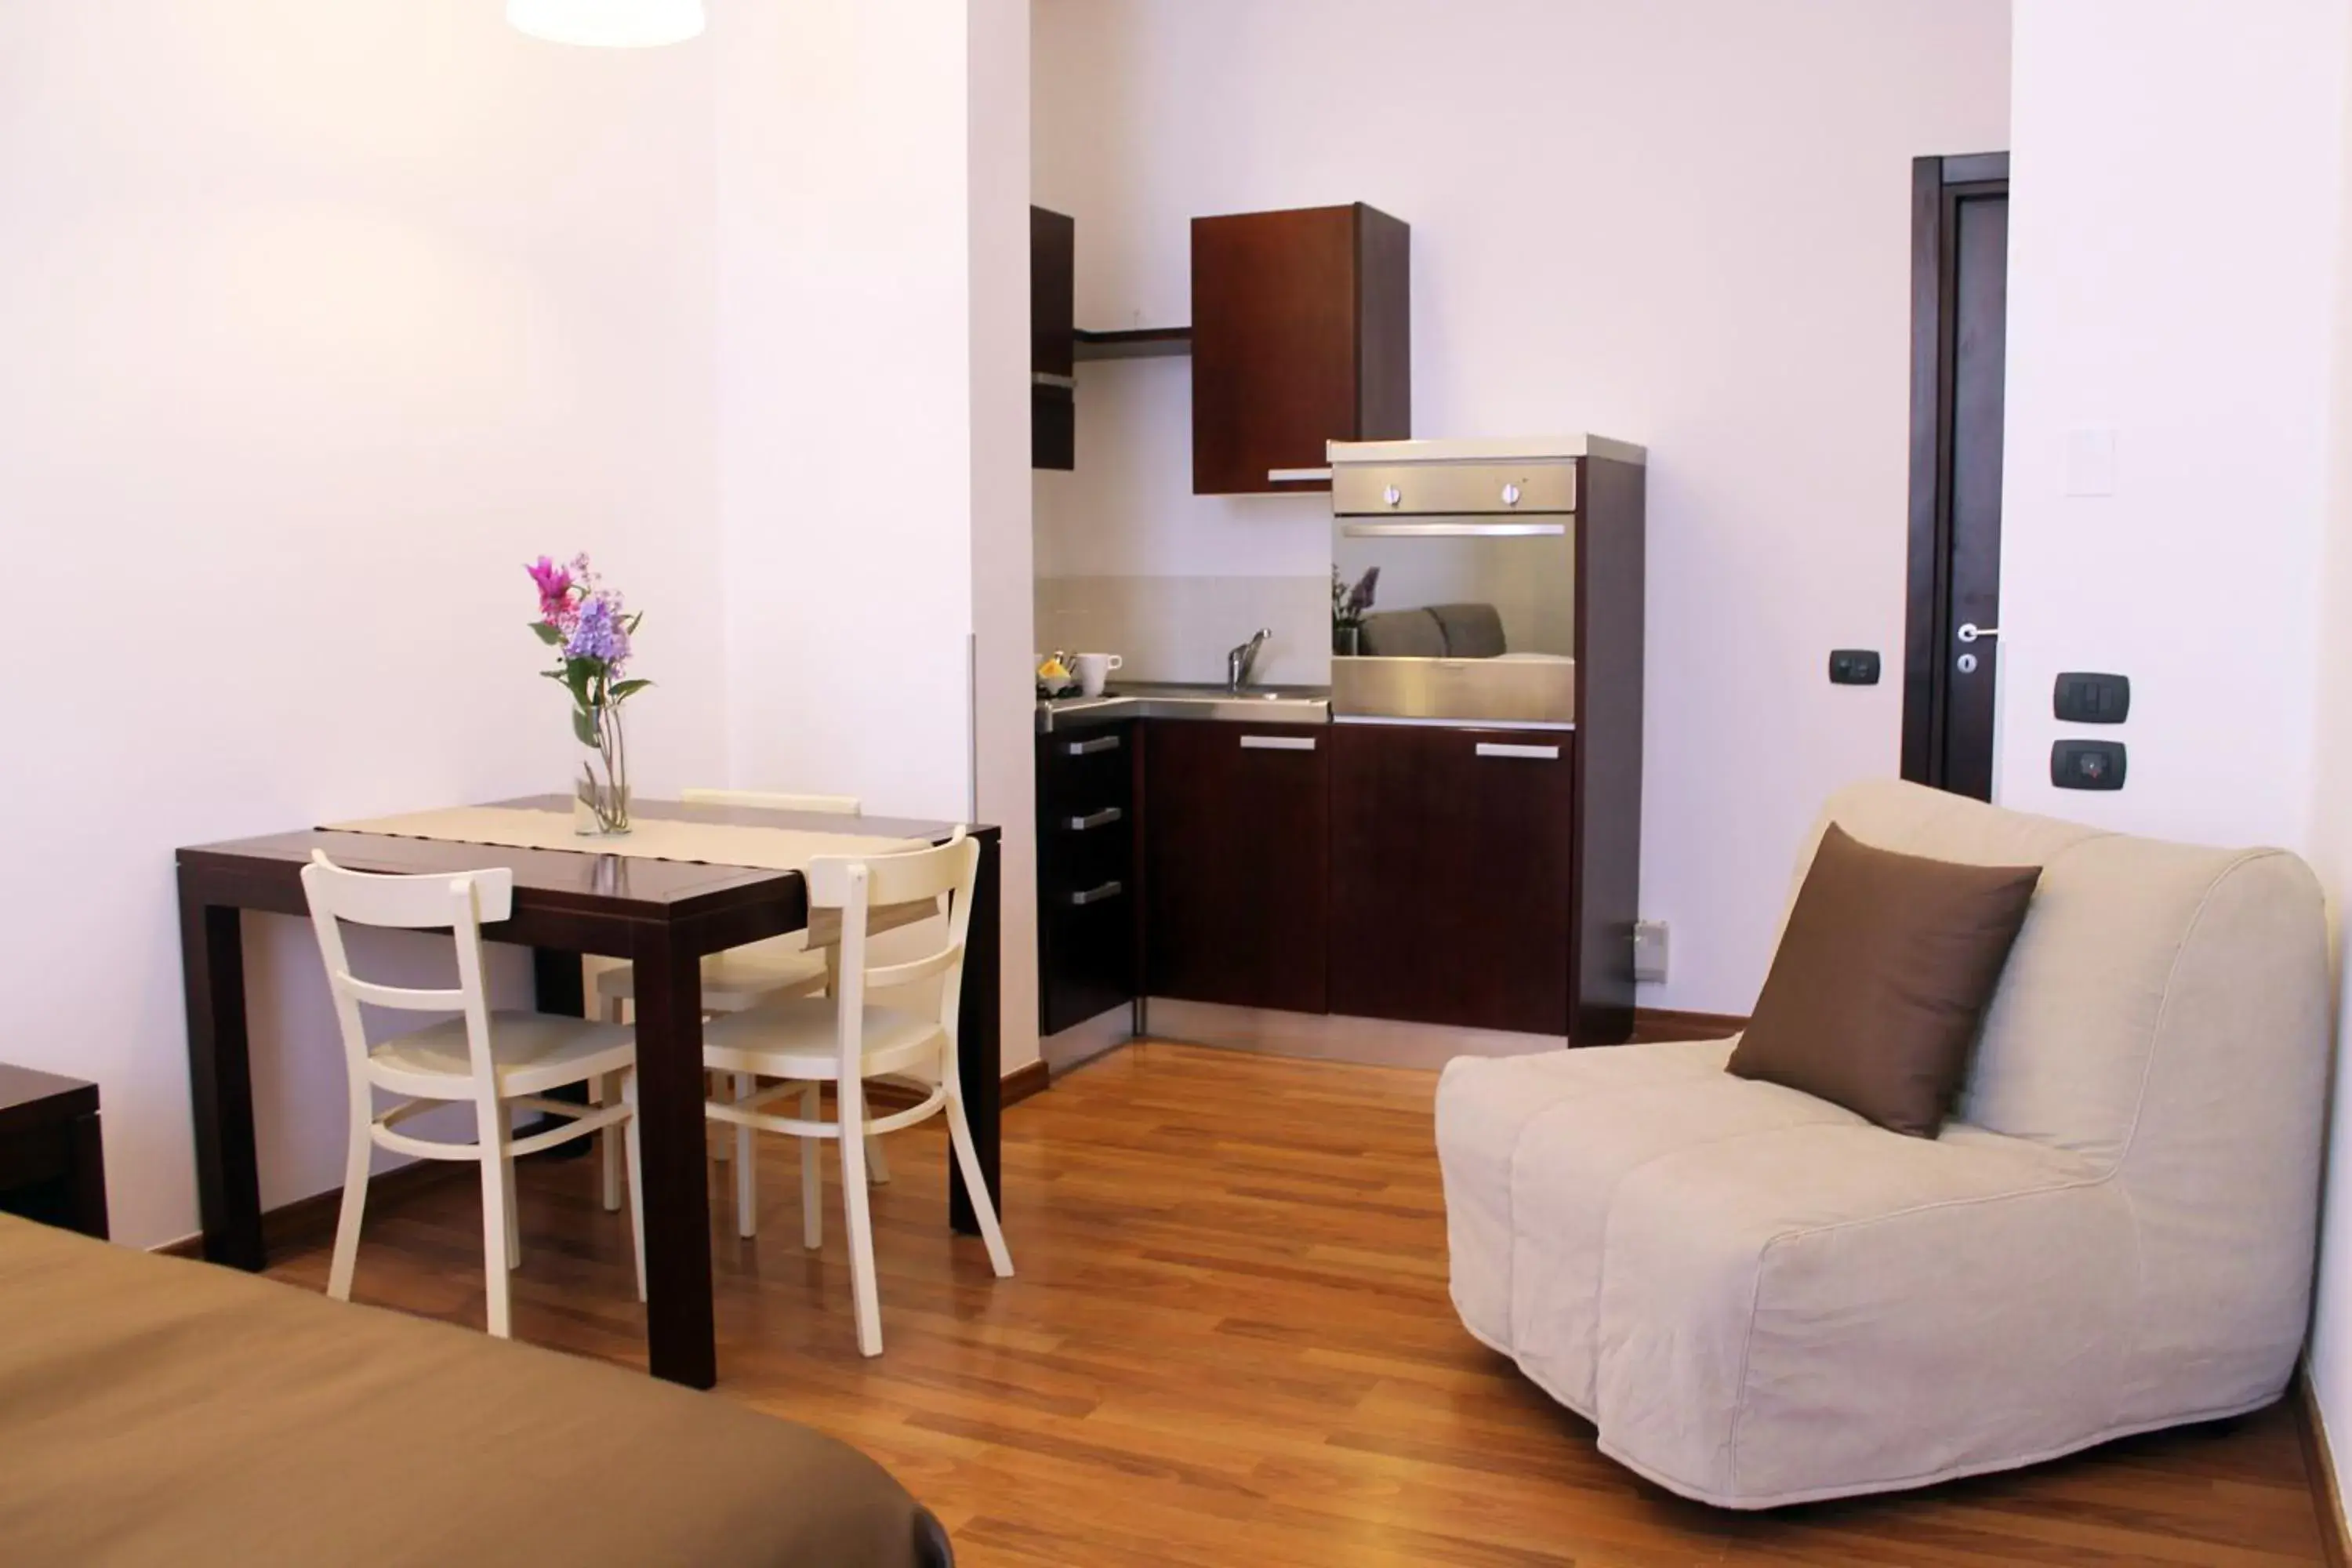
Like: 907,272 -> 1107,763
507,0 -> 706,48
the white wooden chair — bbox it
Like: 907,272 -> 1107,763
300,851 -> 644,1339
700,828 -> 1012,1356
587,786 -> 888,1228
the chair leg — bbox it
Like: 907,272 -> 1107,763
326,1111 -> 372,1303
944,1087 -> 1014,1279
710,1069 -> 730,1163
597,1073 -> 622,1213
838,1083 -> 883,1357
480,1147 -> 516,1339
865,1132 -> 891,1185
500,1104 -> 522,1272
622,1069 -> 647,1304
800,1085 -> 823,1251
734,1073 -> 759,1240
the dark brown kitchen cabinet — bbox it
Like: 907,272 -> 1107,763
1144,719 -> 1329,1013
1037,720 -> 1135,1035
1191,203 -> 1410,495
1032,205 -> 1075,471
1330,725 -> 1577,1036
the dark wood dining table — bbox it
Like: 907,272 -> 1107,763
175,795 -> 1002,1389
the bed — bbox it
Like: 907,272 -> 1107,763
0,1214 -> 950,1566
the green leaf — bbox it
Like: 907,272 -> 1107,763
529,622 -> 563,645
571,707 -> 598,748
608,678 -> 653,702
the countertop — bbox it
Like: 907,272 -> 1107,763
1037,682 -> 1330,733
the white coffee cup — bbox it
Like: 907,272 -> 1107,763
1073,652 -> 1123,698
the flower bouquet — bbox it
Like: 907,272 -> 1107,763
527,554 -> 649,835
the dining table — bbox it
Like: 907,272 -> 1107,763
174,794 -> 1002,1389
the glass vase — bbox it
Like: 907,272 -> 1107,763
572,703 -> 631,836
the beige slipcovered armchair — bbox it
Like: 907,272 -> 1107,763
1436,779 -> 2331,1508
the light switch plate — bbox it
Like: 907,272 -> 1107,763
2064,426 -> 2119,496
1632,920 -> 1669,983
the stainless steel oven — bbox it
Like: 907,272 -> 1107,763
1327,437 -> 1639,726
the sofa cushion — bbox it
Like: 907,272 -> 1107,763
1729,824 -> 2042,1137
1436,1041 -> 1857,1410
1592,1121 -> 2130,1507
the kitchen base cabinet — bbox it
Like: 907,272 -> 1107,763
1037,721 -> 1137,1036
1143,719 -> 1329,1014
1329,724 -> 1576,1036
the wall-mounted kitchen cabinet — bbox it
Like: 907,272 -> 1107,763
1191,203 -> 1410,495
1031,205 -> 1075,471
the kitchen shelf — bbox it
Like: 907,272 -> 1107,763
1073,326 -> 1193,361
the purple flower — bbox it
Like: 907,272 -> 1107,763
564,592 -> 631,670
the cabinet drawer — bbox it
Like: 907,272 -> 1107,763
1040,724 -> 1134,815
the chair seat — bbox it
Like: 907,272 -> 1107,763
701,998 -> 944,1083
594,938 -> 829,1011
368,1011 -> 635,1099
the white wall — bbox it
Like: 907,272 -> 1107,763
0,2 -> 728,1247
1998,1 -> 2349,850
1999,0 -> 2352,1508
1030,0 -> 2013,1014
717,0 -> 1039,1065
2292,0 -> 2352,1519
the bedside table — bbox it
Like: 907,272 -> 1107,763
0,1065 -> 107,1240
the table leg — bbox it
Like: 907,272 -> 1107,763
632,925 -> 717,1388
532,948 -> 586,1017
67,1111 -> 109,1242
949,833 -> 1003,1236
180,871 -> 262,1270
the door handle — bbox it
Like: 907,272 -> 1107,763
1067,880 -> 1123,907
1062,807 -> 1123,832
1956,622 -> 1999,644
1064,734 -> 1122,757
1475,742 -> 1561,760
1240,735 -> 1317,751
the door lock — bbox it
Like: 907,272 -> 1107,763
1956,652 -> 1979,675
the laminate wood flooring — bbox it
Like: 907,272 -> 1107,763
263,1042 -> 2330,1567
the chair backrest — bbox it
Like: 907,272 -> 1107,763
682,787 -> 862,816
299,851 -> 514,1099
805,829 -> 980,1071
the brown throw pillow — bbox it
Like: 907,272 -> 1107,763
1726,823 -> 2042,1138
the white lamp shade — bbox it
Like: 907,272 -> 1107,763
507,0 -> 706,48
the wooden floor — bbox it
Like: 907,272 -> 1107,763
266,1042 -> 2331,1567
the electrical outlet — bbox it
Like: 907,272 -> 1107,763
1632,920 -> 1669,983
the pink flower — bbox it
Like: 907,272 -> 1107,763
525,555 -> 573,624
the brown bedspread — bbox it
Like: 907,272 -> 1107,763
0,1216 -> 946,1566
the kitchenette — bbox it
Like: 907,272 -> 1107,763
1031,201 -> 1646,1060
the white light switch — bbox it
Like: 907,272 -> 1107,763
1632,920 -> 1669,983
2064,426 -> 2119,496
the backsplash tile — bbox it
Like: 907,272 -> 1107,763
1036,575 -> 1330,687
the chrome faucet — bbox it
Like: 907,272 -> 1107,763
1227,628 -> 1272,691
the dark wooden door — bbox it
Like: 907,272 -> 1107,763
1903,154 -> 2009,800
1031,205 -> 1075,470
1329,725 -> 1576,1035
1143,720 -> 1329,1012
1190,204 -> 1409,495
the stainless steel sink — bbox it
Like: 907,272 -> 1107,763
1037,681 -> 1330,731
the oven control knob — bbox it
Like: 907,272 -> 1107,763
1501,482 -> 1523,507
1383,485 -> 1403,508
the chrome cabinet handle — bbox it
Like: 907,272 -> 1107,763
1268,466 -> 1333,484
1064,734 -> 1122,757
1032,371 -> 1076,390
1475,742 -> 1561,760
1068,880 -> 1123,907
1240,735 -> 1317,751
1063,806 -> 1124,832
